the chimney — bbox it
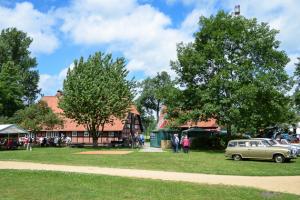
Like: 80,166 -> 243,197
56,90 -> 63,98
234,5 -> 240,16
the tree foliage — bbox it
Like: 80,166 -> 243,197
0,28 -> 40,117
294,58 -> 300,111
59,52 -> 134,146
136,71 -> 174,123
170,11 -> 292,135
0,62 -> 23,117
13,101 -> 63,134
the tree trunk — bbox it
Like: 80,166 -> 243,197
226,124 -> 232,139
156,101 -> 160,123
92,135 -> 98,147
91,127 -> 98,147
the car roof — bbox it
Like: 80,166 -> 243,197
252,138 -> 272,140
228,139 -> 264,142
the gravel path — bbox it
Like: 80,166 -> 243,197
0,161 -> 299,195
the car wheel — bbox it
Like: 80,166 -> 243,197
233,154 -> 242,161
274,154 -> 285,163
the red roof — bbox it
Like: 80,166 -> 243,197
157,108 -> 219,130
41,96 -> 139,132
180,119 -> 218,128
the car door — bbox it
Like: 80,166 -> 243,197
246,141 -> 262,158
237,141 -> 248,158
257,141 -> 272,159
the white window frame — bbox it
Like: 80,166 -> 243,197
72,131 -> 77,137
84,131 -> 89,137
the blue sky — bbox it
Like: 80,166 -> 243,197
0,0 -> 299,96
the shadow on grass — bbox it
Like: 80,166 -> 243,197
226,158 -> 297,164
190,149 -> 225,154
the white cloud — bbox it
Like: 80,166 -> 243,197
39,63 -> 74,96
0,2 -> 59,54
168,0 -> 300,75
34,0 -> 300,95
286,54 -> 299,76
226,0 -> 300,54
56,0 -> 196,76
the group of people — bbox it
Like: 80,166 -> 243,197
0,138 -> 19,149
131,133 -> 145,148
171,134 -> 190,153
19,135 -> 72,151
23,136 -> 33,151
38,136 -> 72,147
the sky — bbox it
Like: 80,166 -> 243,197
0,0 -> 299,96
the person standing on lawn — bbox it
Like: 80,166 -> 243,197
181,135 -> 190,153
27,136 -> 33,151
172,134 -> 180,153
24,136 -> 29,149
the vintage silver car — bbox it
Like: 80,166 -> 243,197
254,138 -> 300,156
225,139 -> 297,163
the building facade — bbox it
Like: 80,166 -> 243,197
37,95 -> 143,145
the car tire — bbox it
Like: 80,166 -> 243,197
274,154 -> 285,163
233,154 -> 242,161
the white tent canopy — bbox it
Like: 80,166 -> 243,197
0,124 -> 29,135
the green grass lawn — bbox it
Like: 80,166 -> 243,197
0,147 -> 300,176
0,170 -> 298,200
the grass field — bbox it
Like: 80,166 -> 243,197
0,170 -> 298,200
0,147 -> 299,176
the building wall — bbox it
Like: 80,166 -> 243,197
37,112 -> 143,145
37,131 -> 122,144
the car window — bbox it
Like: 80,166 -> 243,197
250,141 -> 258,147
261,140 -> 270,147
280,139 -> 289,145
238,141 -> 246,147
269,140 -> 277,145
228,142 -> 237,147
264,140 -> 273,146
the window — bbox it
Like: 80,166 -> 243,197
84,131 -> 89,137
53,131 -> 59,137
134,125 -> 140,130
270,140 -> 278,145
238,141 -> 246,147
250,141 -> 258,147
228,142 -> 237,147
268,140 -> 276,145
108,132 -> 115,137
261,140 -> 270,147
72,131 -> 77,137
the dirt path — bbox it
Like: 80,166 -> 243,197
0,161 -> 299,195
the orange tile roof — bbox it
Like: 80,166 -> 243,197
41,96 -> 139,132
180,118 -> 218,128
157,110 -> 218,129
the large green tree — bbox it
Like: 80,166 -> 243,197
0,28 -> 40,117
13,101 -> 63,134
294,57 -> 300,111
136,71 -> 174,123
171,11 -> 292,136
59,52 -> 134,147
0,62 -> 23,117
